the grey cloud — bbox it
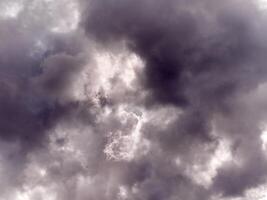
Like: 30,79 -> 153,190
0,2 -> 95,197
1,0 -> 267,200
80,0 -> 267,199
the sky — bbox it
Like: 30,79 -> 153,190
1,0 -> 267,199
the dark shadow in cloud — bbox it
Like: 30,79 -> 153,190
80,0 -> 267,198
82,0 -> 266,108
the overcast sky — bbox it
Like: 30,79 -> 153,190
1,0 -> 267,199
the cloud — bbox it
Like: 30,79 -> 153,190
80,0 -> 267,199
0,0 -> 267,200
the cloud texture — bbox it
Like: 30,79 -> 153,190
1,0 -> 267,199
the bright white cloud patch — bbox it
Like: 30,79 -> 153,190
49,0 -> 80,33
258,0 -> 267,9
104,105 -> 148,161
0,1 -> 23,18
186,138 -> 232,188
93,46 -> 144,92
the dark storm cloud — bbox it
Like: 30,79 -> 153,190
80,0 -> 267,199
1,0 -> 267,199
81,0 -> 266,107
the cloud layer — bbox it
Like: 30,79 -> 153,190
1,0 -> 267,199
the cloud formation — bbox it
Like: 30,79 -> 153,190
1,0 -> 267,199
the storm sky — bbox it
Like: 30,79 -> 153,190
1,0 -> 267,199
